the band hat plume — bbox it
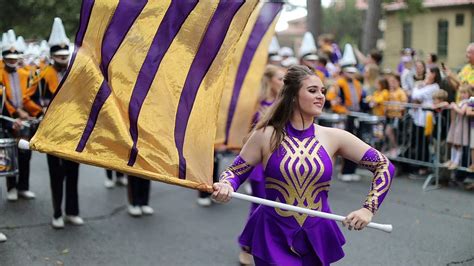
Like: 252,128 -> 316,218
31,0 -> 261,192
48,17 -> 70,56
39,40 -> 49,57
16,36 -> 27,54
2,29 -> 20,59
299,31 -> 318,60
340,43 -> 357,69
268,36 -> 280,55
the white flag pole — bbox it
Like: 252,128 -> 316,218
231,192 -> 392,233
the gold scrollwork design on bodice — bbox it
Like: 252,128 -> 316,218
266,135 -> 330,226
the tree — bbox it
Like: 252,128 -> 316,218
322,0 -> 363,47
307,0 -> 322,40
0,0 -> 81,41
362,0 -> 382,54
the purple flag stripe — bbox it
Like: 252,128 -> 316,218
75,82 -> 111,152
51,0 -> 94,99
174,0 -> 245,179
224,3 -> 283,145
100,0 -> 147,79
127,0 -> 199,166
75,0 -> 147,152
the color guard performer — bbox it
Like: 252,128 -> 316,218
212,66 -> 394,265
1,29 -> 42,201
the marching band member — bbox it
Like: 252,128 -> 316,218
32,18 -> 83,229
326,44 -> 368,182
1,29 -> 42,201
299,32 -> 325,83
127,175 -> 153,217
212,65 -> 394,265
104,169 -> 127,188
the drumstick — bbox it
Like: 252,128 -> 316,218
0,115 -> 31,127
231,192 -> 393,233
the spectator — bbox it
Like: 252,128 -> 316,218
426,53 -> 438,69
440,62 -> 459,103
444,43 -> 474,102
463,85 -> 474,172
354,48 -> 382,95
413,60 -> 426,90
385,74 -> 408,157
409,66 -> 442,174
366,77 -> 389,116
445,85 -> 472,169
400,56 -> 415,95
397,48 -> 415,74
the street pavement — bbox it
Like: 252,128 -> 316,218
0,152 -> 473,266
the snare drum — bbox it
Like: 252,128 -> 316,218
19,119 -> 40,140
316,113 -> 347,130
0,138 -> 19,177
349,112 -> 386,146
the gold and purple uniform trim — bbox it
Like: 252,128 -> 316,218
220,155 -> 254,192
359,148 -> 395,214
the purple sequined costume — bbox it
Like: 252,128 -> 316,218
222,123 -> 395,265
248,100 -> 274,214
241,123 -> 344,265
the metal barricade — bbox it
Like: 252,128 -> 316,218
348,112 -> 386,149
384,101 -> 474,191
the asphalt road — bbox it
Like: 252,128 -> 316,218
0,152 -> 473,266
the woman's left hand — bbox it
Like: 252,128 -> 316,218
342,208 -> 373,231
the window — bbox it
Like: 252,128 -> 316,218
402,22 -> 412,49
456,14 -> 464,26
437,20 -> 448,56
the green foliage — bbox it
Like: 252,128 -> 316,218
322,0 -> 363,47
0,0 -> 81,41
382,0 -> 426,20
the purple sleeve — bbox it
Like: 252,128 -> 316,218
219,155 -> 254,192
358,148 -> 395,214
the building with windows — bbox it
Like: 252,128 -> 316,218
371,0 -> 474,71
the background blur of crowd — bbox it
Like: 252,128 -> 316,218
267,31 -> 474,190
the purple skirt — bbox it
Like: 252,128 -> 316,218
239,206 -> 345,266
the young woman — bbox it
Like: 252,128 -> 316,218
212,65 -> 394,265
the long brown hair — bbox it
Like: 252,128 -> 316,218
259,64 -> 282,102
255,65 -> 315,151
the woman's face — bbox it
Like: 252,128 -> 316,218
425,69 -> 435,84
270,69 -> 285,96
460,90 -> 469,100
415,61 -> 425,75
296,75 -> 325,117
388,76 -> 399,90
376,81 -> 382,91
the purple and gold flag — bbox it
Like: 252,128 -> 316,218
215,1 -> 283,149
30,0 -> 261,191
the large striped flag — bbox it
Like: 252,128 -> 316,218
30,0 -> 270,191
215,1 -> 283,148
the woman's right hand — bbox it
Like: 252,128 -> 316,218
211,182 -> 234,203
16,109 -> 30,120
